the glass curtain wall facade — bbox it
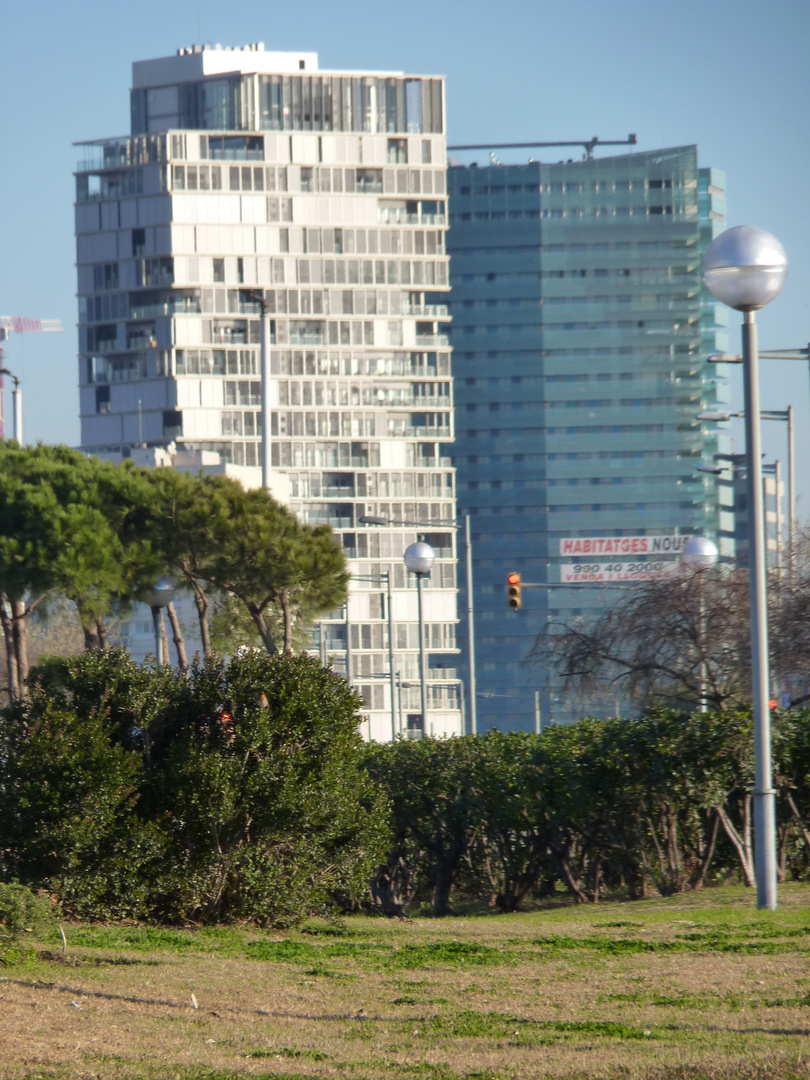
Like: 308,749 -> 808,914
445,146 -> 730,730
75,45 -> 461,740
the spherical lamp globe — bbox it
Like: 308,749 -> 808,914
403,541 -> 435,576
681,537 -> 719,571
138,577 -> 176,608
703,226 -> 787,312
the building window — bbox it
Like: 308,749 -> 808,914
163,409 -> 182,438
387,138 -> 407,164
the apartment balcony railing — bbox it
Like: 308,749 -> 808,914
388,424 -> 452,438
403,304 -> 449,319
377,208 -> 446,227
130,299 -> 201,320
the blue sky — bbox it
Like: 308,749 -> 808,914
2,0 -> 809,508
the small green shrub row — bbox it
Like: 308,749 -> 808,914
363,709 -> 810,914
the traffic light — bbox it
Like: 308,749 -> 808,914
507,571 -> 522,610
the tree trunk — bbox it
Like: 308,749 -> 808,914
716,801 -> 756,887
280,591 -> 293,653
166,601 -> 189,674
785,791 -> 810,851
587,853 -> 603,902
247,603 -> 278,654
160,613 -> 170,668
0,601 -> 19,703
689,809 -> 720,891
74,599 -> 99,651
11,599 -> 29,699
96,617 -> 110,650
190,579 -> 212,658
433,861 -> 454,916
777,821 -> 790,884
371,857 -> 411,917
559,855 -> 588,904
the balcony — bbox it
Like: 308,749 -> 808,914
76,134 -> 165,173
377,208 -> 446,227
403,304 -> 449,319
130,297 -> 201,320
415,334 -> 450,348
388,422 -> 452,439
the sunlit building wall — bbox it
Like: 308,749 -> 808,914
74,44 -> 461,739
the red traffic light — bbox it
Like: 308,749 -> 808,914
507,572 -> 522,609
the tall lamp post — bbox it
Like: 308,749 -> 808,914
243,290 -> 271,489
697,407 -> 795,581
703,225 -> 788,910
362,513 -> 476,735
0,367 -> 22,444
403,539 -> 435,735
681,537 -> 719,713
139,577 -> 175,666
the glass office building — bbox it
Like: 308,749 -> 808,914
444,146 -> 730,729
74,44 -> 461,739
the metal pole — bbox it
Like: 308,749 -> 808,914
534,689 -> 541,734
12,382 -> 22,446
787,405 -> 795,587
742,310 -> 777,910
773,459 -> 782,576
396,670 -> 404,736
416,572 -> 429,734
319,621 -> 327,665
345,599 -> 352,687
698,581 -> 707,713
152,606 -> 162,666
260,300 -> 271,489
464,514 -> 478,735
385,572 -> 396,741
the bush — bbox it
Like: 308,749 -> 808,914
0,883 -> 57,964
0,648 -> 389,925
144,650 -> 390,924
0,883 -> 56,943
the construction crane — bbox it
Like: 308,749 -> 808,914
0,316 -> 64,445
447,134 -> 638,160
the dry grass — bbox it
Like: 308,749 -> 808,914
4,884 -> 810,1079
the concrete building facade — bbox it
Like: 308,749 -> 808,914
74,44 -> 461,739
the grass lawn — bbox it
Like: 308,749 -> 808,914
3,884 -> 810,1079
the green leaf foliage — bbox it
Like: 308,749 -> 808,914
0,649 -> 388,924
363,708 -> 810,912
145,650 -> 390,924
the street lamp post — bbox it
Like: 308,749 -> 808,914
243,290 -> 271,489
681,537 -> 719,713
259,299 -> 271,489
362,512 -> 477,735
0,367 -> 22,444
139,577 -> 175,666
345,570 -> 397,741
697,407 -> 795,580
703,225 -> 788,911
403,539 -> 435,735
